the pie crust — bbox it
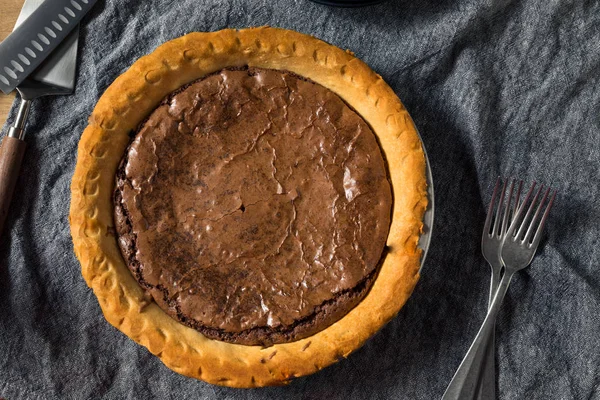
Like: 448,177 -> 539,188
69,26 -> 427,387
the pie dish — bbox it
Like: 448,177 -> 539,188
70,26 -> 427,387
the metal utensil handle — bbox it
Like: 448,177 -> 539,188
8,99 -> 31,140
442,270 -> 515,400
475,266 -> 502,400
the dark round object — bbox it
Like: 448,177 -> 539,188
308,0 -> 387,7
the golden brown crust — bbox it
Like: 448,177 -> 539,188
69,27 -> 428,388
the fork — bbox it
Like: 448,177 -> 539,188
442,181 -> 556,400
477,178 -> 522,399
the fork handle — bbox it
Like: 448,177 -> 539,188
475,268 -> 502,400
442,270 -> 515,400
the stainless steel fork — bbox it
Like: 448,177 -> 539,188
477,178 -> 522,399
442,181 -> 556,400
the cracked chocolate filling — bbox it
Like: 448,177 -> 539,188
114,67 -> 392,345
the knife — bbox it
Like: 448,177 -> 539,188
0,0 -> 97,236
0,0 -> 97,94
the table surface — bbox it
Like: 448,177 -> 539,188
0,0 -> 26,128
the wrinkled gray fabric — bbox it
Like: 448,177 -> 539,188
1,0 -> 599,398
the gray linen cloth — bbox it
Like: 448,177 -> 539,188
1,0 -> 599,398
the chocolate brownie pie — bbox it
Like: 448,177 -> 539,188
70,27 -> 427,387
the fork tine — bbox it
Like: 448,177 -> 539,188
501,178 -> 515,235
493,179 -> 507,236
513,180 -> 523,221
524,187 -> 551,244
484,178 -> 501,236
531,189 -> 557,248
516,184 -> 544,240
507,182 -> 536,239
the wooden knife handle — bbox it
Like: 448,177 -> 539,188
0,136 -> 26,237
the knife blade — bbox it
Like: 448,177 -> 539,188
0,0 -> 97,94
14,0 -> 80,96
15,0 -> 80,94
